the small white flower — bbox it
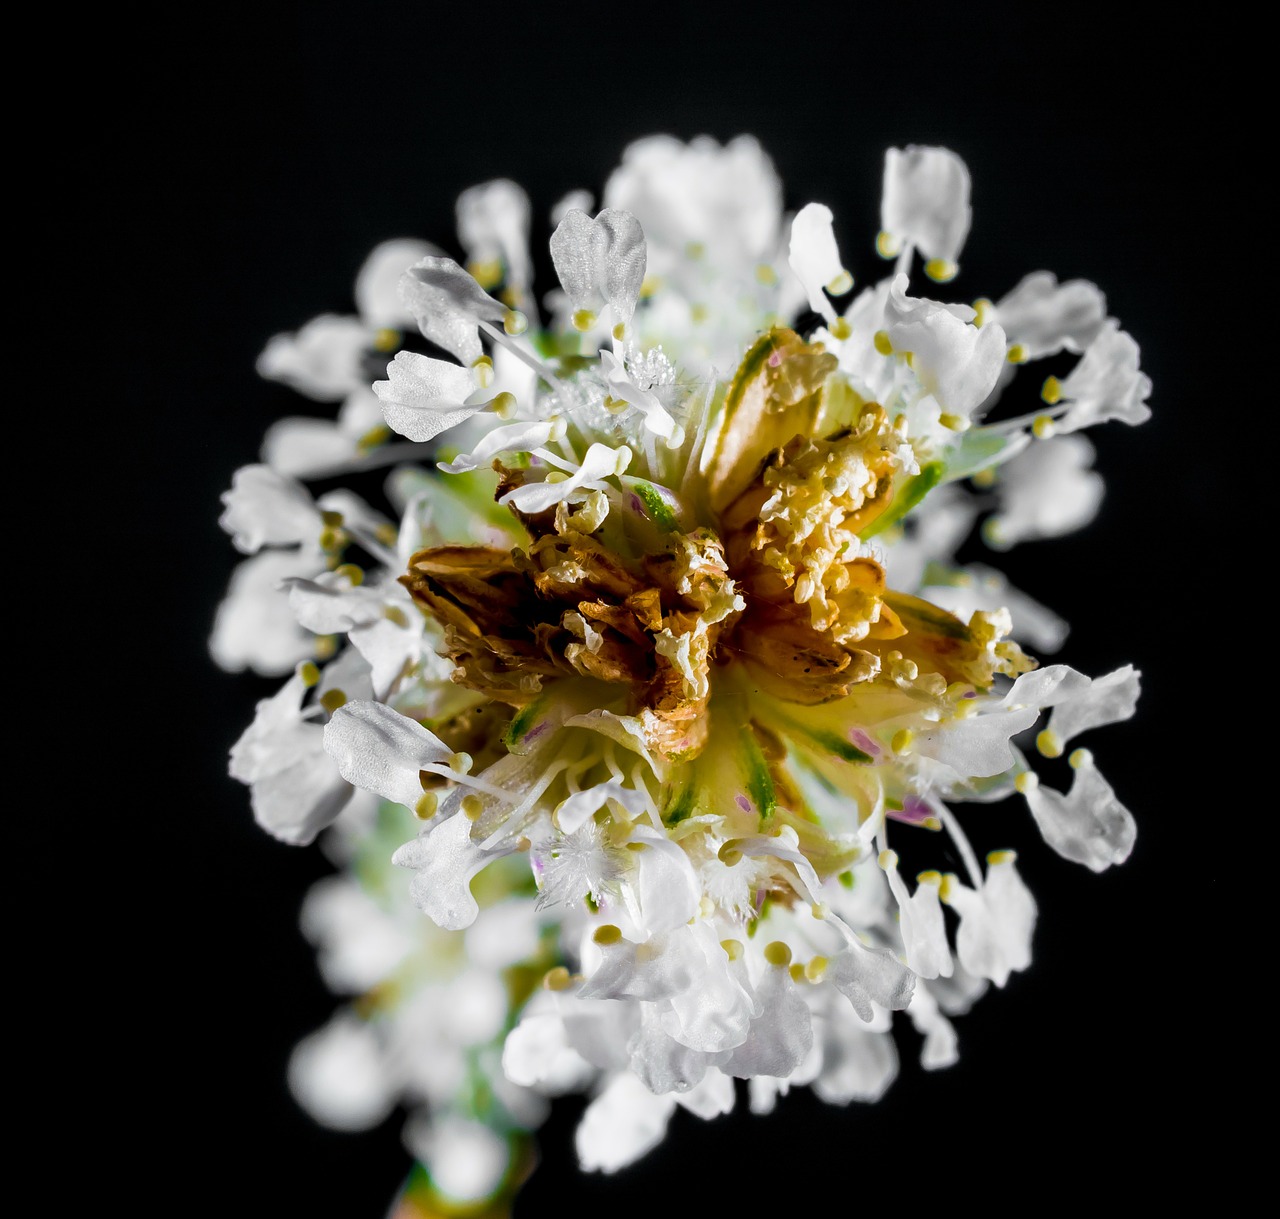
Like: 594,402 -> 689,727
218,464 -> 321,554
373,350 -> 482,443
400,255 -> 509,366
1023,752 -> 1137,871
549,207 -> 647,327
1055,320 -> 1153,432
288,1014 -> 395,1132
257,314 -> 370,401
457,179 -> 532,295
993,270 -> 1107,359
946,852 -> 1037,987
355,238 -> 440,329
986,434 -> 1105,548
789,202 -> 847,322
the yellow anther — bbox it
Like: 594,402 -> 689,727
334,563 -> 363,586
876,230 -> 901,259
545,471 -> 570,485
414,791 -> 438,820
755,263 -> 779,285
891,728 -> 914,754
467,258 -> 503,288
1032,414 -> 1057,440
971,467 -> 997,489
873,330 -> 893,356
917,869 -> 943,887
810,902 -> 829,921
639,276 -> 660,299
939,412 -> 970,432
987,849 -> 1017,866
718,844 -> 743,867
878,848 -> 899,871
384,605 -> 409,628
690,303 -> 709,324
296,660 -> 321,688
1014,771 -> 1039,794
972,298 -> 993,328
450,751 -> 474,774
830,317 -> 852,340
904,350 -> 916,370
592,924 -> 623,946
320,509 -> 344,528
698,896 -> 716,919
720,938 -> 744,961
516,835 -> 531,852
925,258 -> 958,283
319,688 -> 347,714
1041,375 -> 1063,405
805,956 -> 828,983
1006,343 -> 1029,364
614,446 -> 632,476
372,328 -> 399,352
472,361 -> 495,390
938,873 -> 956,903
458,794 -> 482,821
313,635 -> 338,660
923,816 -> 943,831
1069,748 -> 1092,770
790,962 -> 806,982
1036,728 -> 1063,758
571,308 -> 596,331
981,518 -> 1006,547
542,966 -> 573,992
490,391 -> 517,420
374,523 -> 398,548
826,269 -> 854,295
612,321 -> 628,341
357,424 -> 392,451
602,394 -> 628,415
319,526 -> 344,552
764,941 -> 793,968
503,309 -> 529,336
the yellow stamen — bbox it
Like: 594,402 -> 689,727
571,308 -> 596,331
764,941 -> 792,968
1036,728 -> 1063,758
319,688 -> 347,714
414,792 -> 438,820
592,924 -> 622,945
296,661 -> 320,688
542,966 -> 573,991
925,258 -> 958,283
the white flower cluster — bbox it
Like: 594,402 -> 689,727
214,135 -> 1147,1200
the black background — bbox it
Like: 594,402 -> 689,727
92,5 -> 1224,1213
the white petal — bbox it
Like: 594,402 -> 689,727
907,984 -> 960,1070
283,571 -> 386,634
881,145 -> 972,266
1025,757 -> 1136,872
399,255 -> 507,366
988,434 -> 1104,548
914,705 -> 1039,780
575,1072 -> 676,1173
885,276 -> 1006,421
1045,665 -> 1141,749
993,271 -> 1107,358
502,1004 -> 596,1094
949,854 -> 1037,985
288,1015 -> 394,1131
218,464 -> 320,555
825,937 -> 916,1022
722,962 -> 812,1079
373,350 -> 480,443
323,699 -> 452,809
883,861 -> 953,979
549,208 -> 647,324
404,1115 -> 510,1208
788,202 -> 844,318
437,419 -> 556,474
629,824 -> 700,935
457,179 -> 532,290
355,239 -> 438,329
210,550 -> 317,676
1057,321 -> 1152,432
500,442 -> 629,516
396,812 -> 515,929
812,1010 -> 899,1103
579,927 -> 701,1002
673,1067 -> 735,1119
257,314 -> 368,401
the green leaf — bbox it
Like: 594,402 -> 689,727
861,461 -> 944,538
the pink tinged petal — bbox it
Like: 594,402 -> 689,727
393,813 -> 516,930
788,202 -> 844,318
373,350 -> 479,443
825,937 -> 916,1022
722,963 -> 813,1079
575,1072 -> 676,1173
881,145 -> 972,266
1025,757 -> 1136,872
323,700 -> 452,809
218,464 -> 321,555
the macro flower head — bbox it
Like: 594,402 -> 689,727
215,134 -> 1148,1197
